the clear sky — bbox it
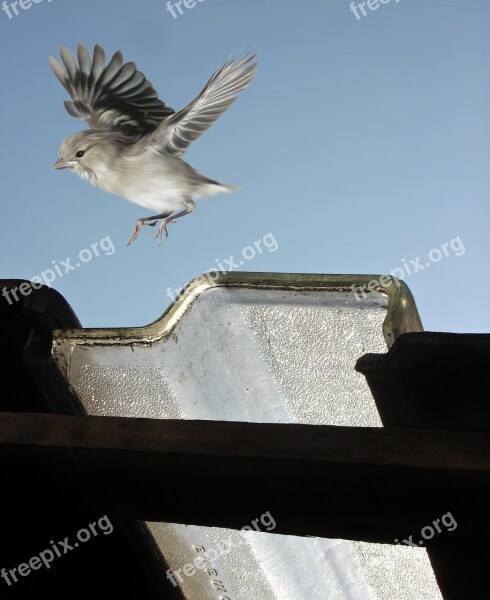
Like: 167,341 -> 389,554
0,0 -> 488,331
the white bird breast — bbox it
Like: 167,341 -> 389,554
91,149 -> 203,213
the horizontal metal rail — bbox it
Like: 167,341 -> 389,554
1,412 -> 489,546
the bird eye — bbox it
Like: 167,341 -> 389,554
76,150 -> 85,158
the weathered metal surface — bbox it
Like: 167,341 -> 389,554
1,412 -> 489,542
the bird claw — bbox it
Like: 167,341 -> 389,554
128,217 -> 177,246
127,220 -> 143,246
155,219 -> 176,245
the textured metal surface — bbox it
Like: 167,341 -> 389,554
52,273 -> 440,600
73,289 -> 385,426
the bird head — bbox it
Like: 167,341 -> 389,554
53,130 -> 118,183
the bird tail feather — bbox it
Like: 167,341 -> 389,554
200,180 -> 240,197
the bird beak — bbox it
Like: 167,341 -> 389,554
52,158 -> 74,170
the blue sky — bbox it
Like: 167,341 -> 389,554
0,0 -> 488,331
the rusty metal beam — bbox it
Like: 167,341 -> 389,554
1,412 -> 489,546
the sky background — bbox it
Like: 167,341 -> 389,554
0,0 -> 488,331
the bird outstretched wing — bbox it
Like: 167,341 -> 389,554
49,44 -> 174,138
144,52 -> 258,157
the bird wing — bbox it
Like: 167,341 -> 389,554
49,44 -> 174,137
143,52 -> 258,157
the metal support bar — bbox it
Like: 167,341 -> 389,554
1,412 -> 489,546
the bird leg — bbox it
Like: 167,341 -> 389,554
156,202 -> 195,245
127,212 -> 173,246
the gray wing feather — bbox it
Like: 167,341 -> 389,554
77,45 -> 91,77
59,47 -> 77,80
145,52 -> 258,157
49,44 -> 174,137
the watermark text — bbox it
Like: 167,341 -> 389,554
1,235 -> 116,306
1,515 -> 113,587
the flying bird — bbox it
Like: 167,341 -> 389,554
50,44 -> 258,245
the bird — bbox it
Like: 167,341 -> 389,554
50,44 -> 258,245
